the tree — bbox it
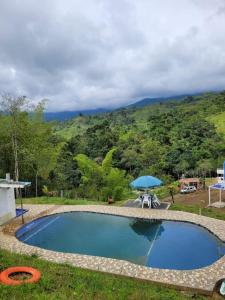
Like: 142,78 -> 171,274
23,102 -> 61,196
84,121 -> 119,158
74,149 -> 128,200
120,148 -> 141,175
0,114 -> 14,177
52,134 -> 86,191
0,94 -> 30,182
102,148 -> 116,174
139,139 -> 166,176
174,160 -> 190,178
75,153 -> 104,199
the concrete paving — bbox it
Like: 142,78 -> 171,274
124,199 -> 170,209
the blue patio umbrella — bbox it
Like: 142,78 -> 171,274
130,175 -> 162,190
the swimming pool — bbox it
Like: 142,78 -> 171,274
16,212 -> 225,270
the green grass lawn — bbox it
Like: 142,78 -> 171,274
16,197 -> 105,206
0,249 -> 207,300
170,203 -> 225,221
16,196 -> 128,207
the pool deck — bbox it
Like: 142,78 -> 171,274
1,204 -> 225,295
124,199 -> 170,209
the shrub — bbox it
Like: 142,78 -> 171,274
42,185 -> 57,197
112,186 -> 124,201
101,187 -> 113,201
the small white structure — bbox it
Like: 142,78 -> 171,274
208,182 -> 225,208
0,174 -> 30,225
217,168 -> 224,183
209,161 -> 225,208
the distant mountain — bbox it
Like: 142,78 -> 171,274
127,94 -> 193,108
44,108 -> 111,121
44,93 -> 201,121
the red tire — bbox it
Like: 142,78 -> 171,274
0,266 -> 41,285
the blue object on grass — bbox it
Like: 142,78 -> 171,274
16,208 -> 28,217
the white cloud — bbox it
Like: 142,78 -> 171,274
0,0 -> 225,111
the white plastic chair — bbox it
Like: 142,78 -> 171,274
152,194 -> 160,208
142,194 -> 151,208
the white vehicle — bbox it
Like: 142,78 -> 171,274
180,185 -> 196,194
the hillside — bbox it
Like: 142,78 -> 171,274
55,91 -> 225,140
54,115 -> 107,139
46,93 -> 202,122
55,100 -> 180,139
52,91 -> 225,188
127,94 -> 194,108
1,91 -> 225,200
207,111 -> 225,139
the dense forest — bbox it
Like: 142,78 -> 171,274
0,91 -> 225,200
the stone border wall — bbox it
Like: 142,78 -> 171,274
1,204 -> 225,295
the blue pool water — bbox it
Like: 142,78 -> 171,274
16,212 -> 225,270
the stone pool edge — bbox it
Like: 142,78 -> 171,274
1,204 -> 225,295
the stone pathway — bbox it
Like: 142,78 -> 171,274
1,204 -> 225,295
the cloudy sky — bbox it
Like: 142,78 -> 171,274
0,0 -> 225,111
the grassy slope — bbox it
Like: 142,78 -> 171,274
54,98 -> 174,140
56,122 -> 89,140
55,104 -> 173,140
55,115 -> 105,140
55,93 -> 225,143
0,249 -> 207,300
207,111 -> 225,138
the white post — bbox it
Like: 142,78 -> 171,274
208,186 -> 211,206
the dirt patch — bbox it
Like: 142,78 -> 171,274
9,272 -> 32,281
164,189 -> 225,207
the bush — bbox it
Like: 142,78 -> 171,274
101,187 -> 113,201
112,186 -> 124,201
42,185 -> 58,197
42,185 -> 48,195
64,189 -> 77,199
